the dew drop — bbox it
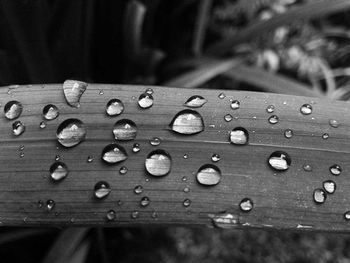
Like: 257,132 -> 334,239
229,127 -> 249,145
138,93 -> 154,109
19,152 -> 24,158
182,176 -> 187,182
344,211 -> 350,221
145,88 -> 154,95
313,188 -> 326,204
4,101 -> 23,120
47,200 -> 55,211
12,121 -> 25,136
140,197 -> 150,207
300,104 -> 312,115
145,150 -> 172,177
230,100 -> 240,110
134,185 -> 143,194
106,210 -> 116,221
211,153 -> 220,162
55,155 -> 60,161
224,114 -> 233,122
38,200 -> 44,208
119,166 -> 128,175
303,164 -> 312,172
183,199 -> 191,207
113,119 -> 137,141
169,109 -> 204,135
196,164 -> 221,186
131,211 -> 139,219
322,133 -> 329,140
266,105 -> 275,113
150,137 -> 161,146
239,198 -> 253,212
323,180 -> 336,194
94,181 -> 111,199
268,151 -> 291,171
87,155 -> 93,163
329,119 -> 339,128
101,143 -> 128,164
99,90 -> 104,95
184,95 -> 207,108
152,211 -> 158,219
43,104 -> 59,120
39,121 -> 46,129
132,143 -> 140,153
330,164 -> 342,176
19,145 -> 24,151
63,80 -> 88,108
50,162 -> 68,181
183,154 -> 188,159
56,119 -> 86,148
284,129 -> 293,139
183,186 -> 190,193
218,93 -> 226,99
210,213 -> 239,229
268,115 -> 279,124
106,99 -> 124,116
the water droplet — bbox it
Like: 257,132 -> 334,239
19,152 -> 24,158
131,211 -> 139,219
300,104 -> 312,115
38,200 -> 44,208
152,211 -> 158,219
284,129 -> 293,139
4,101 -> 23,120
113,119 -> 137,141
145,150 -> 172,177
184,95 -> 207,108
268,151 -> 291,171
329,119 -> 339,128
50,162 -> 68,181
239,198 -> 253,212
196,164 -> 221,186
313,188 -> 326,204
39,121 -> 46,129
63,80 -> 88,108
140,197 -> 150,207
145,88 -> 153,95
119,166 -> 128,175
218,93 -> 226,99
266,105 -> 275,113
87,155 -> 93,163
330,164 -> 342,175
134,185 -> 143,194
94,181 -> 111,199
183,199 -> 191,207
268,115 -> 279,124
230,100 -> 240,110
322,133 -> 329,140
47,200 -> 55,211
182,176 -> 187,182
150,137 -> 161,146
56,119 -> 86,148
106,99 -> 124,116
138,93 -> 154,109
183,186 -> 190,193
210,213 -> 239,229
12,121 -> 25,136
229,127 -> 249,145
211,153 -> 220,162
323,180 -> 336,194
106,210 -> 116,221
55,155 -> 60,161
169,109 -> 204,135
344,211 -> 350,221
117,200 -> 123,206
183,154 -> 188,159
99,90 -> 104,95
303,164 -> 312,172
132,143 -> 140,153
224,114 -> 233,122
43,104 -> 59,120
19,145 -> 24,151
101,143 -> 128,164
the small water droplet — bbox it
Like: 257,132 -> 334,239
300,104 -> 312,115
330,164 -> 342,176
38,200 -> 44,208
268,115 -> 279,124
63,80 -> 88,108
218,93 -> 226,99
19,145 -> 24,151
196,164 -> 221,186
211,153 -> 220,162
140,197 -> 150,207
132,143 -> 140,153
145,88 -> 154,95
152,211 -> 158,219
266,105 -> 275,113
47,200 -> 55,211
184,95 -> 207,108
182,176 -> 187,182
117,200 -> 123,206
12,121 -> 25,136
313,188 -> 326,204
55,155 -> 60,161
106,210 -> 116,221
169,109 -> 204,135
329,119 -> 339,128
87,155 -> 93,163
4,101 -> 23,120
119,166 -> 128,175
322,133 -> 329,140
303,164 -> 312,172
145,150 -> 172,177
239,198 -> 253,212
131,211 -> 139,219
39,121 -> 46,129
43,104 -> 59,120
101,143 -> 128,164
229,127 -> 249,145
99,90 -> 104,95
56,119 -> 86,147
230,100 -> 240,110
19,152 -> 24,158
183,186 -> 190,193
134,185 -> 143,194
284,129 -> 293,139
113,119 -> 137,141
150,137 -> 161,146
224,114 -> 233,122
138,93 -> 154,109
106,99 -> 124,116
210,213 -> 239,229
50,161 -> 68,181
323,180 -> 336,194
183,154 -> 188,159
268,151 -> 291,171
94,181 -> 111,199
344,211 -> 350,221
183,199 -> 191,207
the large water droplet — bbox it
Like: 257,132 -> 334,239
94,181 -> 111,199
106,99 -> 124,116
229,127 -> 249,145
196,164 -> 221,186
113,119 -> 137,141
47,200 -> 55,212
184,95 -> 207,108
145,150 -> 172,177
323,180 -> 336,194
284,129 -> 293,139
4,101 -> 23,120
169,110 -> 204,135
63,80 -> 88,108
268,151 -> 291,171
56,119 -> 86,148
330,164 -> 341,176
12,121 -> 25,136
329,119 -> 339,128
106,210 -> 116,221
239,198 -> 253,212
313,188 -> 326,204
268,115 -> 279,124
138,93 -> 154,109
43,104 -> 59,120
230,100 -> 240,110
50,162 -> 68,181
140,197 -> 150,207
101,143 -> 128,164
300,104 -> 312,115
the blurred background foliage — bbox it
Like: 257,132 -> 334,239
1,0 -> 350,262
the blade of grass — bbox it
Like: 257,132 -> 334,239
207,0 -> 350,55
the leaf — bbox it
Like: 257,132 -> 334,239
0,228 -> 54,246
67,239 -> 91,263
